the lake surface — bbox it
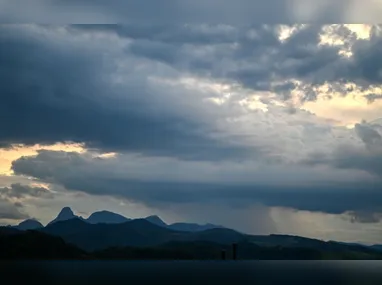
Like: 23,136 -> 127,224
2,261 -> 382,285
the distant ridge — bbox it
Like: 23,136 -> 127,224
2,207 -> 382,260
168,222 -> 224,232
40,218 -> 181,251
2,229 -> 382,260
143,215 -> 224,232
371,245 -> 382,252
41,217 -> 93,239
86,210 -> 130,224
32,207 -> 382,254
14,219 -> 43,231
37,207 -> 224,232
144,215 -> 167,227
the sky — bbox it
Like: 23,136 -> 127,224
0,22 -> 382,244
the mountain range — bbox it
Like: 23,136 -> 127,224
2,207 -> 381,260
14,206 -> 223,232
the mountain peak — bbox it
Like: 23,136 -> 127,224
58,207 -> 75,218
145,215 -> 167,227
48,206 -> 77,225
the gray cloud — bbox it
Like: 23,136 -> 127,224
13,201 -> 23,208
347,27 -> 382,86
301,121 -> 382,222
1,24 -> 380,160
0,198 -> 29,220
0,25 -> 251,161
347,211 -> 382,224
354,123 -> 382,151
11,150 -> 382,217
365,94 -> 382,104
305,122 -> 382,179
69,24 -> 382,102
0,183 -> 54,199
1,0 -> 382,24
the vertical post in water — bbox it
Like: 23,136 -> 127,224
232,243 -> 237,260
221,249 -> 226,260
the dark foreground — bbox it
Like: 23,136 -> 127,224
2,261 -> 382,285
2,228 -> 382,260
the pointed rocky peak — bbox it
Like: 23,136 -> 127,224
58,207 -> 75,219
144,215 -> 167,227
48,207 -> 77,225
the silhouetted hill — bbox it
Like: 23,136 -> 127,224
40,217 -> 93,237
47,207 -> 223,232
40,218 -> 184,251
247,234 -> 382,258
6,207 -> 380,260
371,245 -> 382,252
0,226 -> 21,236
237,241 -> 382,260
184,228 -> 245,244
13,219 -> 43,231
36,217 -> 382,257
143,215 -> 224,232
38,218 -> 244,251
168,222 -> 224,232
248,234 -> 328,248
85,210 -> 223,232
2,226 -> 382,260
86,210 -> 130,224
144,215 -> 167,227
94,240 -> 382,260
0,230 -> 87,259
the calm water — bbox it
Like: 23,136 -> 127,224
2,261 -> 382,285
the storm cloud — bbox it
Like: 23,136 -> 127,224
1,0 -> 382,24
69,24 -> 382,102
11,150 -> 382,217
1,24 -> 381,158
0,25 -> 252,161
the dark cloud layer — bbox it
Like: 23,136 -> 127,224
301,122 -> 382,223
0,25 -> 250,161
0,183 -> 53,199
1,0 -> 381,24
11,150 -> 382,218
1,24 -> 381,158
70,24 -> 382,102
